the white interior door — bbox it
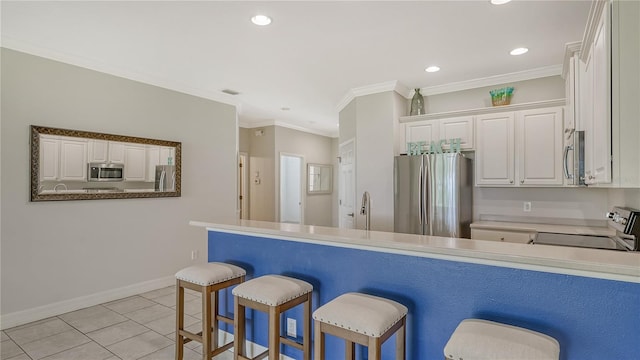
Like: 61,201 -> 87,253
238,153 -> 249,219
339,139 -> 356,229
279,154 -> 304,224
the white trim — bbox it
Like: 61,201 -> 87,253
238,120 -> 335,138
420,65 -> 563,96
580,0 -> 609,63
0,276 -> 175,330
562,41 -> 583,79
1,37 -> 241,108
399,99 -> 566,123
336,80 -> 410,113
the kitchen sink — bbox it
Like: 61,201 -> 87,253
533,232 -> 627,251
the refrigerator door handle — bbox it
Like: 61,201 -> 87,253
419,160 -> 424,225
159,170 -> 166,192
563,144 -> 574,180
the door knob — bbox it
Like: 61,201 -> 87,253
347,213 -> 354,217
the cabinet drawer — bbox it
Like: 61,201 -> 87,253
471,229 -> 534,244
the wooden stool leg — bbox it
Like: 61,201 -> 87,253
234,297 -> 245,359
176,281 -> 185,360
268,306 -> 279,360
202,286 -> 212,360
368,336 -> 382,360
396,317 -> 406,360
303,294 -> 311,360
345,340 -> 355,360
314,321 -> 324,360
212,289 -> 219,350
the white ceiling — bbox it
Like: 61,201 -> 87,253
1,1 -> 591,137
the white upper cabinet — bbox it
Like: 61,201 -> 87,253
517,107 -> 564,186
146,146 -> 176,182
39,135 -> 60,181
108,142 -> 125,163
88,140 -> 108,163
403,116 -> 474,152
124,145 -> 146,181
476,107 -> 564,187
59,138 -> 88,181
475,112 -> 515,186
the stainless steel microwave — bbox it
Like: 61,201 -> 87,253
88,162 -> 124,182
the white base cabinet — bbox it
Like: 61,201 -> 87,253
471,229 -> 535,244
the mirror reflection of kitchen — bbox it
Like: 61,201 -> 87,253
38,133 -> 176,194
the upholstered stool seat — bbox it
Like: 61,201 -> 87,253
444,319 -> 560,360
175,262 -> 246,360
233,275 -> 313,360
313,292 -> 407,360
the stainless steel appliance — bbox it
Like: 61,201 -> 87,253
394,153 -> 473,238
155,165 -> 176,191
88,162 -> 124,182
563,130 -> 585,185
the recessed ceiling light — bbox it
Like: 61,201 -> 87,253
251,15 -> 272,26
490,0 -> 512,5
510,47 -> 529,56
425,66 -> 440,73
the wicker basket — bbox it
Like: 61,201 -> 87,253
490,87 -> 514,106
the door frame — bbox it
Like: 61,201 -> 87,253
238,152 -> 249,219
277,152 -> 305,224
338,138 -> 356,229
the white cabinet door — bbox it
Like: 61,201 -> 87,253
475,112 -> 515,186
517,107 -> 564,186
439,116 -> 474,150
108,142 -> 125,163
88,140 -> 108,162
471,229 -> 535,244
59,139 -> 88,181
589,3 -> 612,185
40,136 -> 59,181
146,146 -> 160,182
405,120 -> 438,147
124,145 -> 146,181
159,147 -> 175,165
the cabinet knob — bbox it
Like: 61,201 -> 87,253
509,180 -> 514,184
500,237 -> 505,241
520,180 -> 524,184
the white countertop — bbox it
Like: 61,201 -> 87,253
190,219 -> 640,283
470,221 -> 616,236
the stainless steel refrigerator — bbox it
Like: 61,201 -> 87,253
394,153 -> 472,238
155,165 -> 176,192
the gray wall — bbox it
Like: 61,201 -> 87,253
1,49 -> 238,323
275,127 -> 334,226
247,126 -> 276,221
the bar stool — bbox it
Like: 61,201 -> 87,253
232,274 -> 313,360
313,292 -> 407,360
175,262 -> 246,360
444,319 -> 560,360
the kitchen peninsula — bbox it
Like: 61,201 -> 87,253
191,219 -> 639,360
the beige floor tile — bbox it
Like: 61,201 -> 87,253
40,341 -> 113,360
2,353 -> 32,360
123,304 -> 174,325
106,331 -> 172,360
152,292 -> 197,308
20,329 -> 90,360
138,344 -> 202,360
103,357 -> 121,360
103,296 -> 156,315
1,331 -> 9,342
85,320 -> 149,347
144,313 -> 198,336
138,286 -> 175,300
1,339 -> 26,359
59,306 -> 127,333
5,318 -> 73,346
180,298 -> 204,316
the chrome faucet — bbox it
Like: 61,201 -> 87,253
360,191 -> 371,230
53,183 -> 67,191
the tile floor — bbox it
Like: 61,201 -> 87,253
1,286 -> 234,360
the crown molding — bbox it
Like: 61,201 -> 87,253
562,41 -> 583,79
1,37 -> 241,108
239,120 -> 337,138
420,65 -> 563,96
336,80 -> 410,113
580,0 -> 608,63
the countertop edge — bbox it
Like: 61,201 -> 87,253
190,220 -> 640,284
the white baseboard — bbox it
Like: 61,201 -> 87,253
1,275 -> 175,330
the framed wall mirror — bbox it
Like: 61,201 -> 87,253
30,125 -> 181,201
307,163 -> 332,194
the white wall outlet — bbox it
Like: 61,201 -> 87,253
286,318 -> 297,338
191,250 -> 198,260
523,202 -> 532,212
